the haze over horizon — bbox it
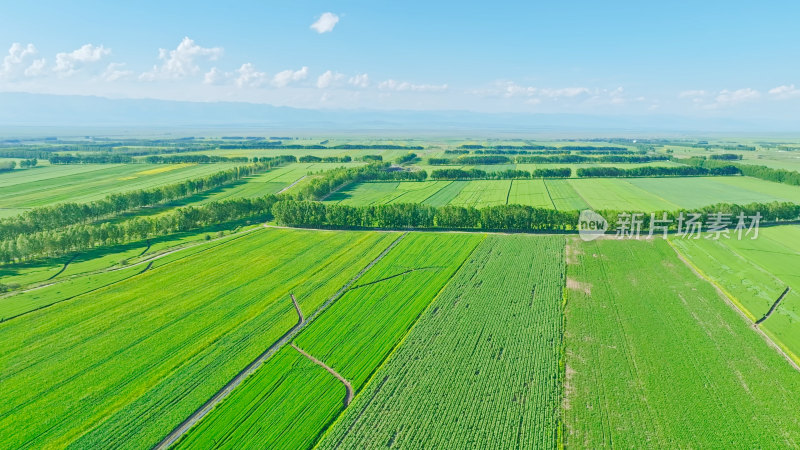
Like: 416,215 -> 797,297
2,1 -> 800,131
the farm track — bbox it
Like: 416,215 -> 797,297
291,343 -> 353,407
0,227 -> 263,321
543,179 -> 558,210
347,266 -> 441,290
668,240 -> 800,372
756,287 -> 792,325
277,175 -> 307,194
6,226 -> 262,297
154,232 -> 407,450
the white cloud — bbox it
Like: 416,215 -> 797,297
203,67 -> 226,85
678,89 -> 708,99
317,70 -> 345,88
715,88 -> 760,105
24,58 -> 47,77
100,62 -> 133,82
1,43 -> 40,79
768,84 -> 800,99
140,37 -> 222,81
272,66 -> 308,87
378,79 -> 448,92
311,12 -> 340,34
235,63 -> 268,87
495,81 -> 590,100
348,73 -> 369,88
54,44 -> 110,75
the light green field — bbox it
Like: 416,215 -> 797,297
0,228 -> 397,449
0,163 -> 235,211
319,235 -> 565,449
0,227 -> 260,319
670,225 -> 800,364
545,179 -> 590,210
565,238 -> 800,447
177,232 -> 482,449
506,179 -> 555,208
325,175 -> 799,212
447,179 -> 511,207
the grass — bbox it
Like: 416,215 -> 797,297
670,225 -> 800,364
322,175 -> 799,212
506,179 -> 556,208
0,228 -> 397,449
564,237 -> 800,447
319,235 -> 565,449
0,163 -> 235,210
177,232 -> 483,449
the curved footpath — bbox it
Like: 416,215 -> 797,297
153,232 -> 407,449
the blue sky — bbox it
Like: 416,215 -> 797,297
1,1 -> 799,118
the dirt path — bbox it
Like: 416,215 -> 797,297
291,293 -> 304,325
5,226 -> 262,298
153,232 -> 406,450
756,287 -> 791,325
291,343 -> 353,407
667,240 -> 800,372
277,176 -> 307,194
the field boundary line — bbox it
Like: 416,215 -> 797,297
154,232 -> 406,450
5,225 -> 262,298
47,253 -> 78,280
505,179 -> 513,205
311,233 -> 487,449
755,287 -> 791,325
667,239 -> 800,372
291,343 -> 353,407
277,175 -> 306,194
543,179 -> 557,210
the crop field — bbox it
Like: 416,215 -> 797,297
506,179 -> 556,208
670,225 -> 800,363
564,237 -> 800,447
177,232 -> 483,449
0,163 -> 235,214
319,235 -> 565,449
0,228 -> 398,449
0,227 -> 261,320
325,175 -> 800,211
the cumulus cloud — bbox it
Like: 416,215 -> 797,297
768,84 -> 800,99
348,73 -> 369,88
235,63 -> 268,87
203,67 -> 226,85
495,81 -> 590,100
140,37 -> 222,81
272,66 -> 308,87
378,79 -> 448,92
715,88 -> 760,105
317,70 -> 345,88
54,44 -> 110,75
311,12 -> 340,33
1,43 -> 43,79
100,62 -> 134,82
678,89 -> 708,99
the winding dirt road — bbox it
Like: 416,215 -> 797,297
291,343 -> 353,407
152,232 -> 406,449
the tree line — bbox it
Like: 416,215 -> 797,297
694,158 -> 800,186
294,163 -> 427,201
0,156 -> 294,242
298,155 -> 353,163
0,196 -> 279,263
143,155 -> 250,163
515,154 -> 668,164
272,199 -> 800,233
430,168 -> 571,179
576,165 -> 740,178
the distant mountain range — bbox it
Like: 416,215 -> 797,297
0,92 -> 795,135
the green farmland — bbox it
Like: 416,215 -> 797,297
0,163 -> 236,216
2,136 -> 800,449
565,237 -> 800,446
325,175 -> 800,211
